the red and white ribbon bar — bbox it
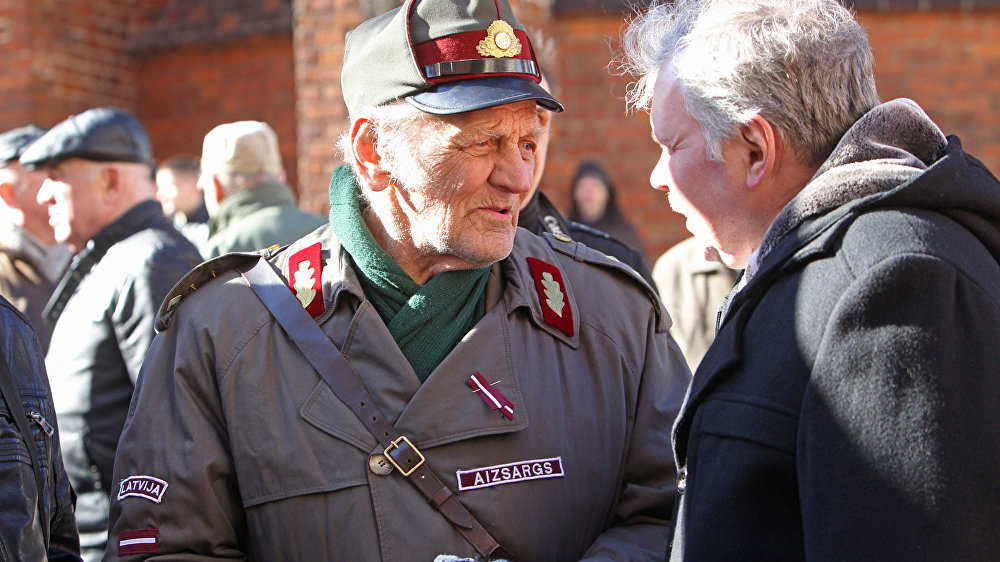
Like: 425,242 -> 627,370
467,372 -> 514,420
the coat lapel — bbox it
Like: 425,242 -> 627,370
393,299 -> 529,447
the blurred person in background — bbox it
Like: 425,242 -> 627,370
0,125 -> 71,351
198,120 -> 326,258
652,236 -> 738,372
567,160 -> 647,259
155,156 -> 209,248
20,107 -> 201,561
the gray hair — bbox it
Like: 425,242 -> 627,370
336,101 -> 445,191
619,0 -> 880,164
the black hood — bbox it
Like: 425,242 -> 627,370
760,98 -> 1000,266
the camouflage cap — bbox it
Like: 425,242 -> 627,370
341,0 -> 564,117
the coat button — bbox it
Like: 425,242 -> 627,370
677,466 -> 687,493
368,453 -> 394,476
554,233 -> 572,243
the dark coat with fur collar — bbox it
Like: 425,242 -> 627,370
669,99 -> 1000,560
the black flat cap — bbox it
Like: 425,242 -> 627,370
19,107 -> 153,169
0,125 -> 46,165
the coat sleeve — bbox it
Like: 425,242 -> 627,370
112,246 -> 196,383
579,309 -> 691,560
798,254 -> 1000,559
105,302 -> 248,560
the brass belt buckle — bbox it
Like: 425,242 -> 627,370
384,435 -> 425,477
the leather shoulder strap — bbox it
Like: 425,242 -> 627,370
238,257 -> 510,560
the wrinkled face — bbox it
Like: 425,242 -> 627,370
526,104 -> 553,203
649,62 -> 752,268
36,158 -> 108,252
389,100 -> 542,270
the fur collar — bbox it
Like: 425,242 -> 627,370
758,98 -> 948,262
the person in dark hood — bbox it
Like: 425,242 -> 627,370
622,0 -> 1000,559
567,160 -> 646,257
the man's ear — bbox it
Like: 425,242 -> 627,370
0,180 -> 16,208
100,165 -> 120,203
740,115 -> 778,189
351,118 -> 391,191
210,175 -> 225,204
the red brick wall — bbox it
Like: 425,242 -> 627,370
291,0 -> 361,214
862,10 -> 1000,173
0,3 -> 35,128
0,0 -> 136,131
5,2 -> 1000,261
134,34 -> 299,191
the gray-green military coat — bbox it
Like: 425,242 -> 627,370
105,225 -> 690,561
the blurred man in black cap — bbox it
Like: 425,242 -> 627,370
106,2 -> 688,560
20,107 -> 202,562
0,125 -> 71,350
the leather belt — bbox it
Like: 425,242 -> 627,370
239,256 -> 510,560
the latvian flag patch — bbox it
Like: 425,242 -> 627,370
119,528 -> 159,556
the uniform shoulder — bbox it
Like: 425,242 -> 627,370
155,249 -> 278,332
513,229 -> 668,332
156,224 -> 334,331
568,222 -> 647,267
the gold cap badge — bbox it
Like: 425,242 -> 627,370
477,20 -> 522,58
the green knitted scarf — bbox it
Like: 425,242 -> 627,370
327,165 -> 489,382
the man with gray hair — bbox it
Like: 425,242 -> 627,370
621,0 -> 1000,558
198,120 -> 325,258
105,0 -> 689,559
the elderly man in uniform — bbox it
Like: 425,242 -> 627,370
622,0 -> 1000,559
20,107 -> 202,562
0,125 -> 71,350
105,1 -> 690,560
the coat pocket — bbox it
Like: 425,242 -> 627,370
694,396 -> 798,454
233,381 -> 373,508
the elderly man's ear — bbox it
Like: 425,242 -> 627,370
351,119 -> 393,191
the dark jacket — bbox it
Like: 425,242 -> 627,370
45,200 -> 201,554
201,181 -> 327,259
521,191 -> 657,289
670,99 -> 1000,560
0,296 -> 81,561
